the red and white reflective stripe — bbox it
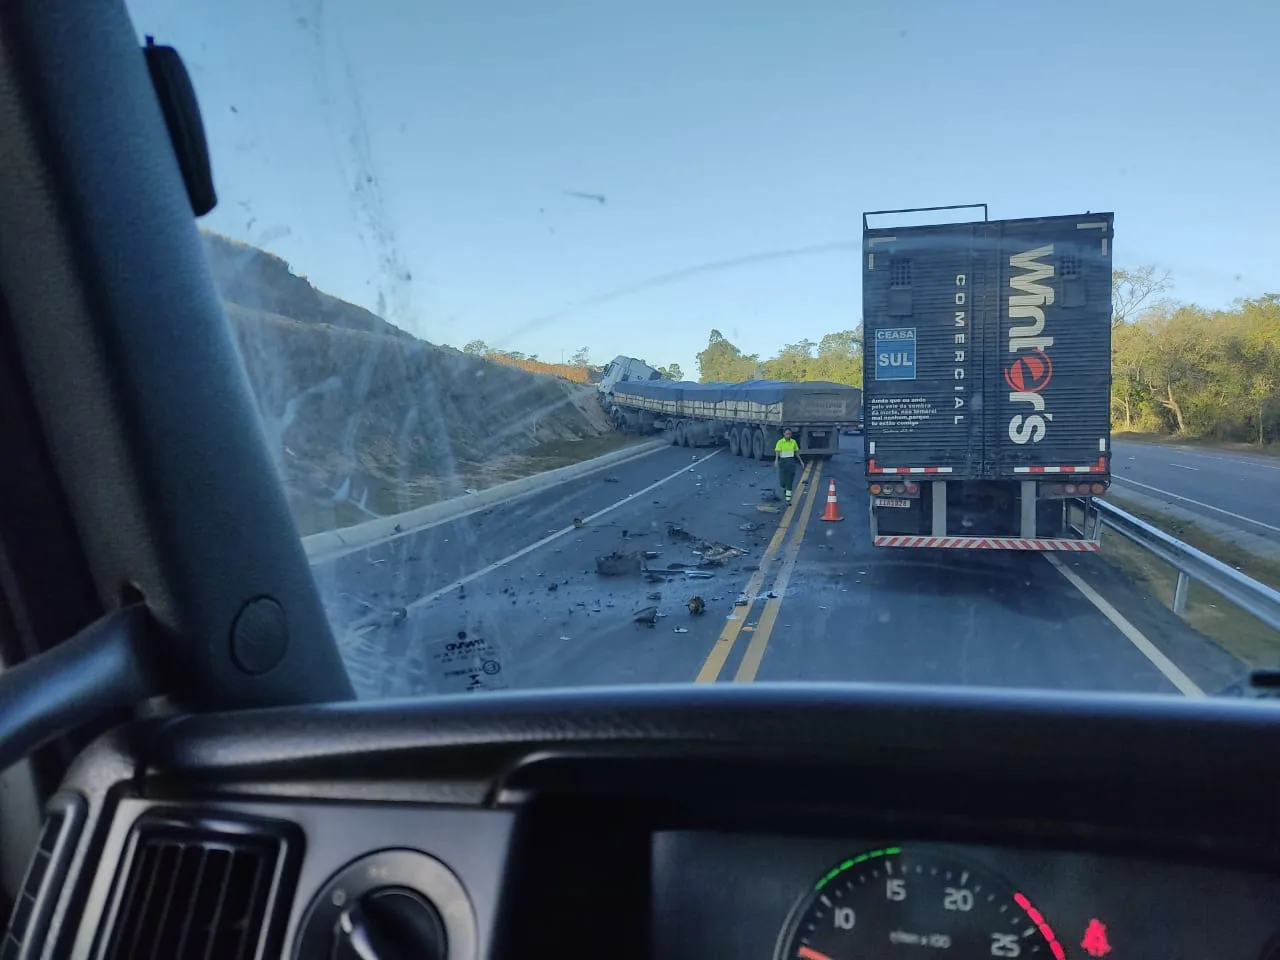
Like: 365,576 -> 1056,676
1013,457 -> 1108,474
873,536 -> 1099,551
867,460 -> 954,475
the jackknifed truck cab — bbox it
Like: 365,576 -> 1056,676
862,205 -> 1113,550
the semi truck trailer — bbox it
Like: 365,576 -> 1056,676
862,204 -> 1113,549
598,355 -> 861,459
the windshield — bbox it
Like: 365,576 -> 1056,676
126,0 -> 1280,700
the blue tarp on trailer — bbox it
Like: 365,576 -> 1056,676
614,379 -> 854,402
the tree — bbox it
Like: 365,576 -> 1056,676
570,346 -> 591,365
1112,265 -> 1173,327
657,363 -> 683,381
463,339 -> 489,355
696,330 -> 759,382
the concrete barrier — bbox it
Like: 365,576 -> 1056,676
302,439 -> 667,563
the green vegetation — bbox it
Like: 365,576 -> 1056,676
1110,269 -> 1279,444
695,328 -> 863,384
1098,495 -> 1280,667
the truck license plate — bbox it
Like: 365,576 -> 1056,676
873,497 -> 911,508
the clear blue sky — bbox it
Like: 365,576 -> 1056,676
126,0 -> 1280,380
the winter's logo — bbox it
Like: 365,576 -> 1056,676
1003,348 -> 1054,393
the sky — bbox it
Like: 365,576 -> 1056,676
124,0 -> 1280,381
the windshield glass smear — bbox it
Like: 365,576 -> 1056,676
126,0 -> 1280,700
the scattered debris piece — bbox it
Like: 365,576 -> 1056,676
697,543 -> 744,566
573,517 -> 585,528
667,523 -> 692,540
673,627 -> 689,634
547,582 -> 558,592
687,596 -> 706,615
643,550 -> 662,559
757,504 -> 780,514
603,476 -> 620,483
648,592 -> 663,601
685,570 -> 715,580
735,594 -> 751,606
632,606 -> 659,625
596,551 -> 643,576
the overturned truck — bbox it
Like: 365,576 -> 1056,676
598,357 -> 862,458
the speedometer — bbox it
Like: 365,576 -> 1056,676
776,847 -> 1066,960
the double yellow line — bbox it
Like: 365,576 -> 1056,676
694,460 -> 825,683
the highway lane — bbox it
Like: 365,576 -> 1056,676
310,436 -> 1250,700
1111,440 -> 1280,550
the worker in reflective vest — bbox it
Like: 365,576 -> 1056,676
773,429 -> 804,504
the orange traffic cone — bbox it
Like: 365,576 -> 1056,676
820,479 -> 843,522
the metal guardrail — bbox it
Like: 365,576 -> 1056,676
1095,499 -> 1280,632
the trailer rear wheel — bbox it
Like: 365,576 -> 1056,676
675,420 -> 688,447
728,428 -> 741,456
752,427 -> 766,460
668,421 -> 681,445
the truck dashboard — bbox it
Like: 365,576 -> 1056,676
13,684 -> 1280,959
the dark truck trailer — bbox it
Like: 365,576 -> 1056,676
862,205 -> 1112,550
603,371 -> 861,459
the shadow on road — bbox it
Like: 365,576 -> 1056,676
858,549 -> 1100,624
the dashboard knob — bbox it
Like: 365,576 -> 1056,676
294,849 -> 476,960
332,887 -> 448,960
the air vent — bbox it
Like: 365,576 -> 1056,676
100,813 -> 300,960
2,793 -> 85,960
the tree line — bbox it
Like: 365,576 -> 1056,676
1111,275 -> 1279,444
688,267 -> 1280,446
695,328 -> 864,386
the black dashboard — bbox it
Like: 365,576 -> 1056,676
14,683 -> 1280,959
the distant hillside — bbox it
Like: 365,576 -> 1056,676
200,232 -> 615,535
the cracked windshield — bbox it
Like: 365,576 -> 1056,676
130,1 -> 1280,699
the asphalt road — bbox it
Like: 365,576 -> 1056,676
309,437 -> 1250,701
1111,440 -> 1280,551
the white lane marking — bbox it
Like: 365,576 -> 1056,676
403,450 -> 723,613
1112,476 -> 1280,535
1169,463 -> 1198,471
1116,444 -> 1280,472
1044,554 -> 1204,697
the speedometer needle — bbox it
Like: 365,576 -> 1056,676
797,947 -> 833,960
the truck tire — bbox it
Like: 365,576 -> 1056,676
675,420 -> 688,447
728,428 -> 741,456
668,422 -> 680,446
752,427 -> 766,460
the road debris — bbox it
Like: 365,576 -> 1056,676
673,627 -> 689,634
632,606 -> 659,625
695,543 -> 744,566
596,551 -> 643,576
687,596 -> 706,615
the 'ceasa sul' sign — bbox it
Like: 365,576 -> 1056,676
875,327 -> 916,381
